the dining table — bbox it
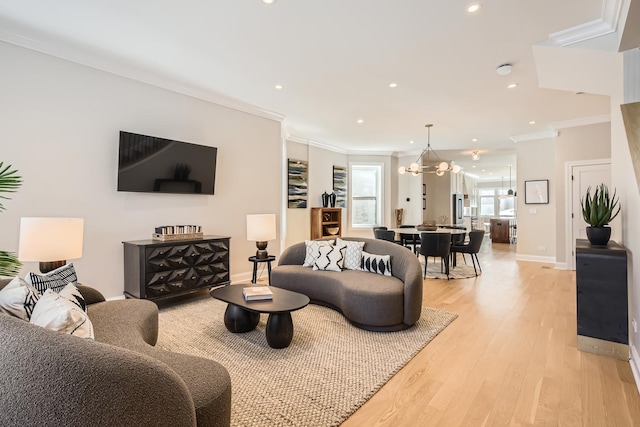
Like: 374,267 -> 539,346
389,228 -> 467,266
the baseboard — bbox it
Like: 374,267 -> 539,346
631,344 -> 640,395
231,271 -> 255,285
555,262 -> 569,270
515,254 -> 556,263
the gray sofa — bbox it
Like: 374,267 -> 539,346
271,237 -> 423,331
0,279 -> 231,427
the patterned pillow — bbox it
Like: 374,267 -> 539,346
26,263 -> 78,294
361,251 -> 392,276
336,238 -> 364,270
312,244 -> 346,272
59,283 -> 87,313
30,289 -> 94,340
0,276 -> 40,320
303,240 -> 335,267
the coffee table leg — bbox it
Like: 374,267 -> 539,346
266,312 -> 293,349
224,304 -> 260,333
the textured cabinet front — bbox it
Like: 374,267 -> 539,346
576,239 -> 628,344
123,236 -> 230,300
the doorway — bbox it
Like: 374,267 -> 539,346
565,159 -> 611,270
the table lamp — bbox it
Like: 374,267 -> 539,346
18,217 -> 84,273
246,214 -> 276,259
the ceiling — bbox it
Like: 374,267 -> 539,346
0,0 -> 616,180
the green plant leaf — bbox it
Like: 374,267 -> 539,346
581,183 -> 620,227
0,162 -> 22,212
0,251 -> 21,277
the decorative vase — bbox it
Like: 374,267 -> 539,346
321,192 -> 329,208
329,192 -> 337,207
586,226 -> 611,246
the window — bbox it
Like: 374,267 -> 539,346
350,164 -> 382,227
479,187 -> 515,217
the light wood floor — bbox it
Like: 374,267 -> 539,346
342,240 -> 640,426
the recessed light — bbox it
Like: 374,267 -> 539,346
482,169 -> 486,172
529,120 -> 536,125
389,82 -> 398,88
467,3 -> 482,13
409,140 -> 414,144
472,165 -> 476,168
472,138 -> 478,142
507,83 -> 519,89
356,119 -> 364,124
262,0 -> 276,4
274,84 -> 283,90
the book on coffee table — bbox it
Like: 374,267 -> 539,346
242,286 -> 274,301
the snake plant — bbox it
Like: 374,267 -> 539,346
0,161 -> 22,276
580,183 -> 620,227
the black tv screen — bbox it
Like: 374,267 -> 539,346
117,131 -> 217,195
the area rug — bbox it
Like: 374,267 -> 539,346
157,296 -> 457,427
421,258 -> 479,279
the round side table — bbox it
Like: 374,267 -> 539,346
248,255 -> 276,284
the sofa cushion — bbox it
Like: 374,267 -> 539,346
312,243 -> 346,272
0,276 -> 40,320
26,262 -> 78,293
336,238 -> 364,270
361,251 -> 392,276
302,240 -> 334,267
30,289 -> 94,339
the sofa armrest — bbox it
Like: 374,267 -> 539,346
0,315 -> 197,427
277,241 -> 307,266
76,284 -> 107,304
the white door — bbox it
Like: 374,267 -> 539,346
567,161 -> 611,269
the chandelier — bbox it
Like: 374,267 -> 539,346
398,124 -> 461,176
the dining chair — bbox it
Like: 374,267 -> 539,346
419,232 -> 451,279
374,228 -> 397,243
398,225 -> 419,255
450,230 -> 485,276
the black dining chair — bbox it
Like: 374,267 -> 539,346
398,225 -> 419,255
374,228 -> 397,243
419,232 -> 451,279
450,230 -> 485,276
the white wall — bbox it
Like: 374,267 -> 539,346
396,154 -> 423,226
618,48 -> 640,369
0,41 -> 282,299
516,137 -> 556,262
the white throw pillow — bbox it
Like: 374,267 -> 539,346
303,240 -> 335,267
0,276 -> 40,320
361,251 -> 392,276
26,262 -> 78,294
59,282 -> 87,313
336,238 -> 365,270
30,289 -> 94,340
313,244 -> 346,272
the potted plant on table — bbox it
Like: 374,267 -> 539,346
580,183 -> 620,246
0,161 -> 22,276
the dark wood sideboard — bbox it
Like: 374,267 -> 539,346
575,239 -> 629,360
123,235 -> 230,301
490,218 -> 510,243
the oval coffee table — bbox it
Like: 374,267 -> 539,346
210,285 -> 309,348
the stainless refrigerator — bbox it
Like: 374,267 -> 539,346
452,193 -> 464,225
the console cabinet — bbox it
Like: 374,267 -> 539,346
575,239 -> 629,360
490,219 -> 510,243
123,236 -> 230,301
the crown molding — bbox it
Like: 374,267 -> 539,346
0,22 -> 285,123
286,135 -> 349,154
547,0 -> 624,46
550,114 -> 611,129
509,130 -> 559,143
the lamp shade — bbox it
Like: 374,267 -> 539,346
246,214 -> 276,242
18,217 -> 84,262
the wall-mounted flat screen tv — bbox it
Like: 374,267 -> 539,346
117,131 -> 217,195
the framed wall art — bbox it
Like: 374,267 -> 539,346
524,179 -> 549,204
